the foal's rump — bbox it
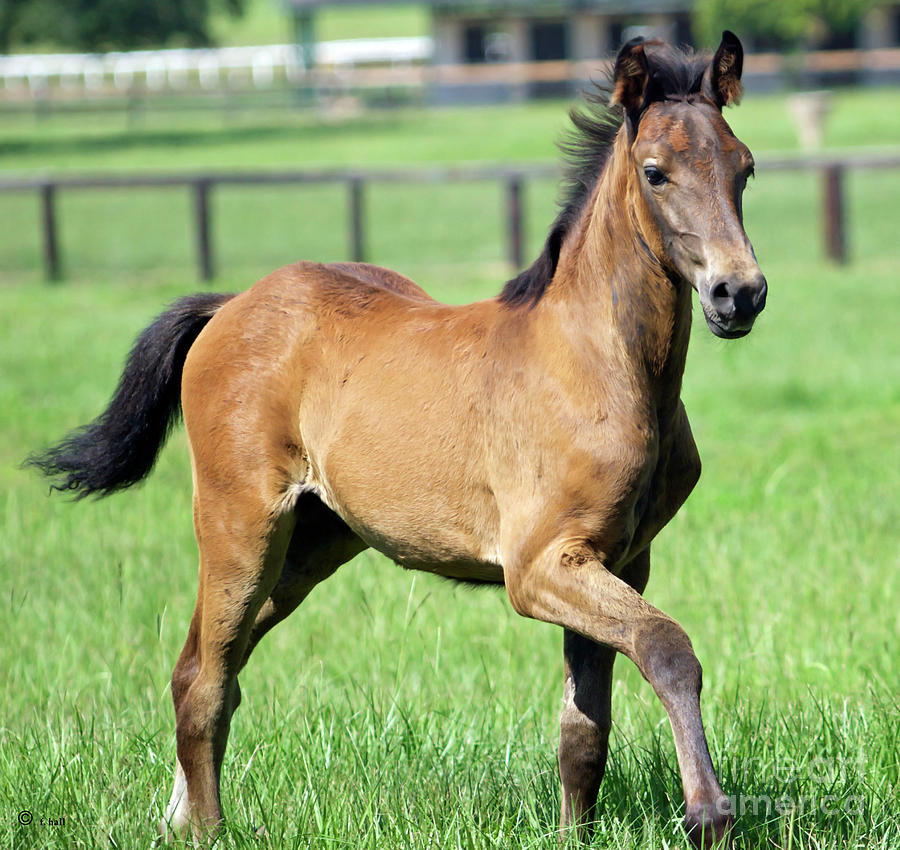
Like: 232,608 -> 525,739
180,261 -> 505,582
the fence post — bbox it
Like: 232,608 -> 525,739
823,164 -> 847,264
507,175 -> 523,270
349,177 -> 365,263
40,182 -> 61,281
194,179 -> 214,281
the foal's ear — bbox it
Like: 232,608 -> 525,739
610,37 -> 650,124
705,30 -> 744,108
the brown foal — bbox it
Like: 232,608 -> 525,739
30,32 -> 766,847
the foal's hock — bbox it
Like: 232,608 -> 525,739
30,32 -> 766,848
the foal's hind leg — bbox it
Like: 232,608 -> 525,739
241,494 -> 366,668
558,552 -> 650,840
160,490 -> 295,841
161,495 -> 364,841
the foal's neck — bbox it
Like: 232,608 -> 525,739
546,130 -> 692,408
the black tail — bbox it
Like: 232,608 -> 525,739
27,292 -> 233,499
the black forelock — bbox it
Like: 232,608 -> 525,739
499,41 -> 710,308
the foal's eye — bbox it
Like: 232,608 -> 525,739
644,166 -> 667,187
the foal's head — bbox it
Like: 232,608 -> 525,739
613,32 -> 767,338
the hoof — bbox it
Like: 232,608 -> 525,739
158,814 -> 192,845
684,802 -> 733,848
157,819 -> 183,845
158,816 -> 222,846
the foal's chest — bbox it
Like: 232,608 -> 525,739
612,409 -> 701,568
563,403 -> 699,572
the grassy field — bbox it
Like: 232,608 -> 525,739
1,86 -> 899,849
1,87 -> 900,286
211,0 -> 429,46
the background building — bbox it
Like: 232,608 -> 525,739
289,0 -> 694,101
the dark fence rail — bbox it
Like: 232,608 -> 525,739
1,154 -> 898,281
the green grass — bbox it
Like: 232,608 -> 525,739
4,86 -> 900,175
210,0 -> 295,47
1,89 -> 898,848
1,87 -> 899,287
211,0 -> 429,46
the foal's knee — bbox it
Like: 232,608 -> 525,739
632,617 -> 702,703
174,672 -> 230,749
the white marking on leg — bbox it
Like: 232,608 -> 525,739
159,758 -> 190,841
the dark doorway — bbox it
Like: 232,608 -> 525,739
530,20 -> 567,61
463,23 -> 487,63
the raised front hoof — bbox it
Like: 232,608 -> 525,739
683,804 -> 733,848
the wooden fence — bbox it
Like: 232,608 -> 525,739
0,154 -> 897,281
4,46 -> 900,108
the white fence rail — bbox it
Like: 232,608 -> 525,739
0,38 -> 432,94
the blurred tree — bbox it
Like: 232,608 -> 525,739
695,0 -> 807,50
695,0 -> 875,50
807,0 -> 875,46
0,0 -> 245,52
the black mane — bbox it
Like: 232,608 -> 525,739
499,41 -> 710,308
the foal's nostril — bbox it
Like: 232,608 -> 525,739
732,286 -> 757,319
735,276 -> 767,319
711,281 -> 732,312
754,277 -> 768,312
711,281 -> 730,302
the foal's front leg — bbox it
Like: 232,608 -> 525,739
558,552 -> 650,840
559,632 -> 615,836
507,545 -> 731,848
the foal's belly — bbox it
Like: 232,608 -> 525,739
318,484 -> 506,584
304,442 -> 506,584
